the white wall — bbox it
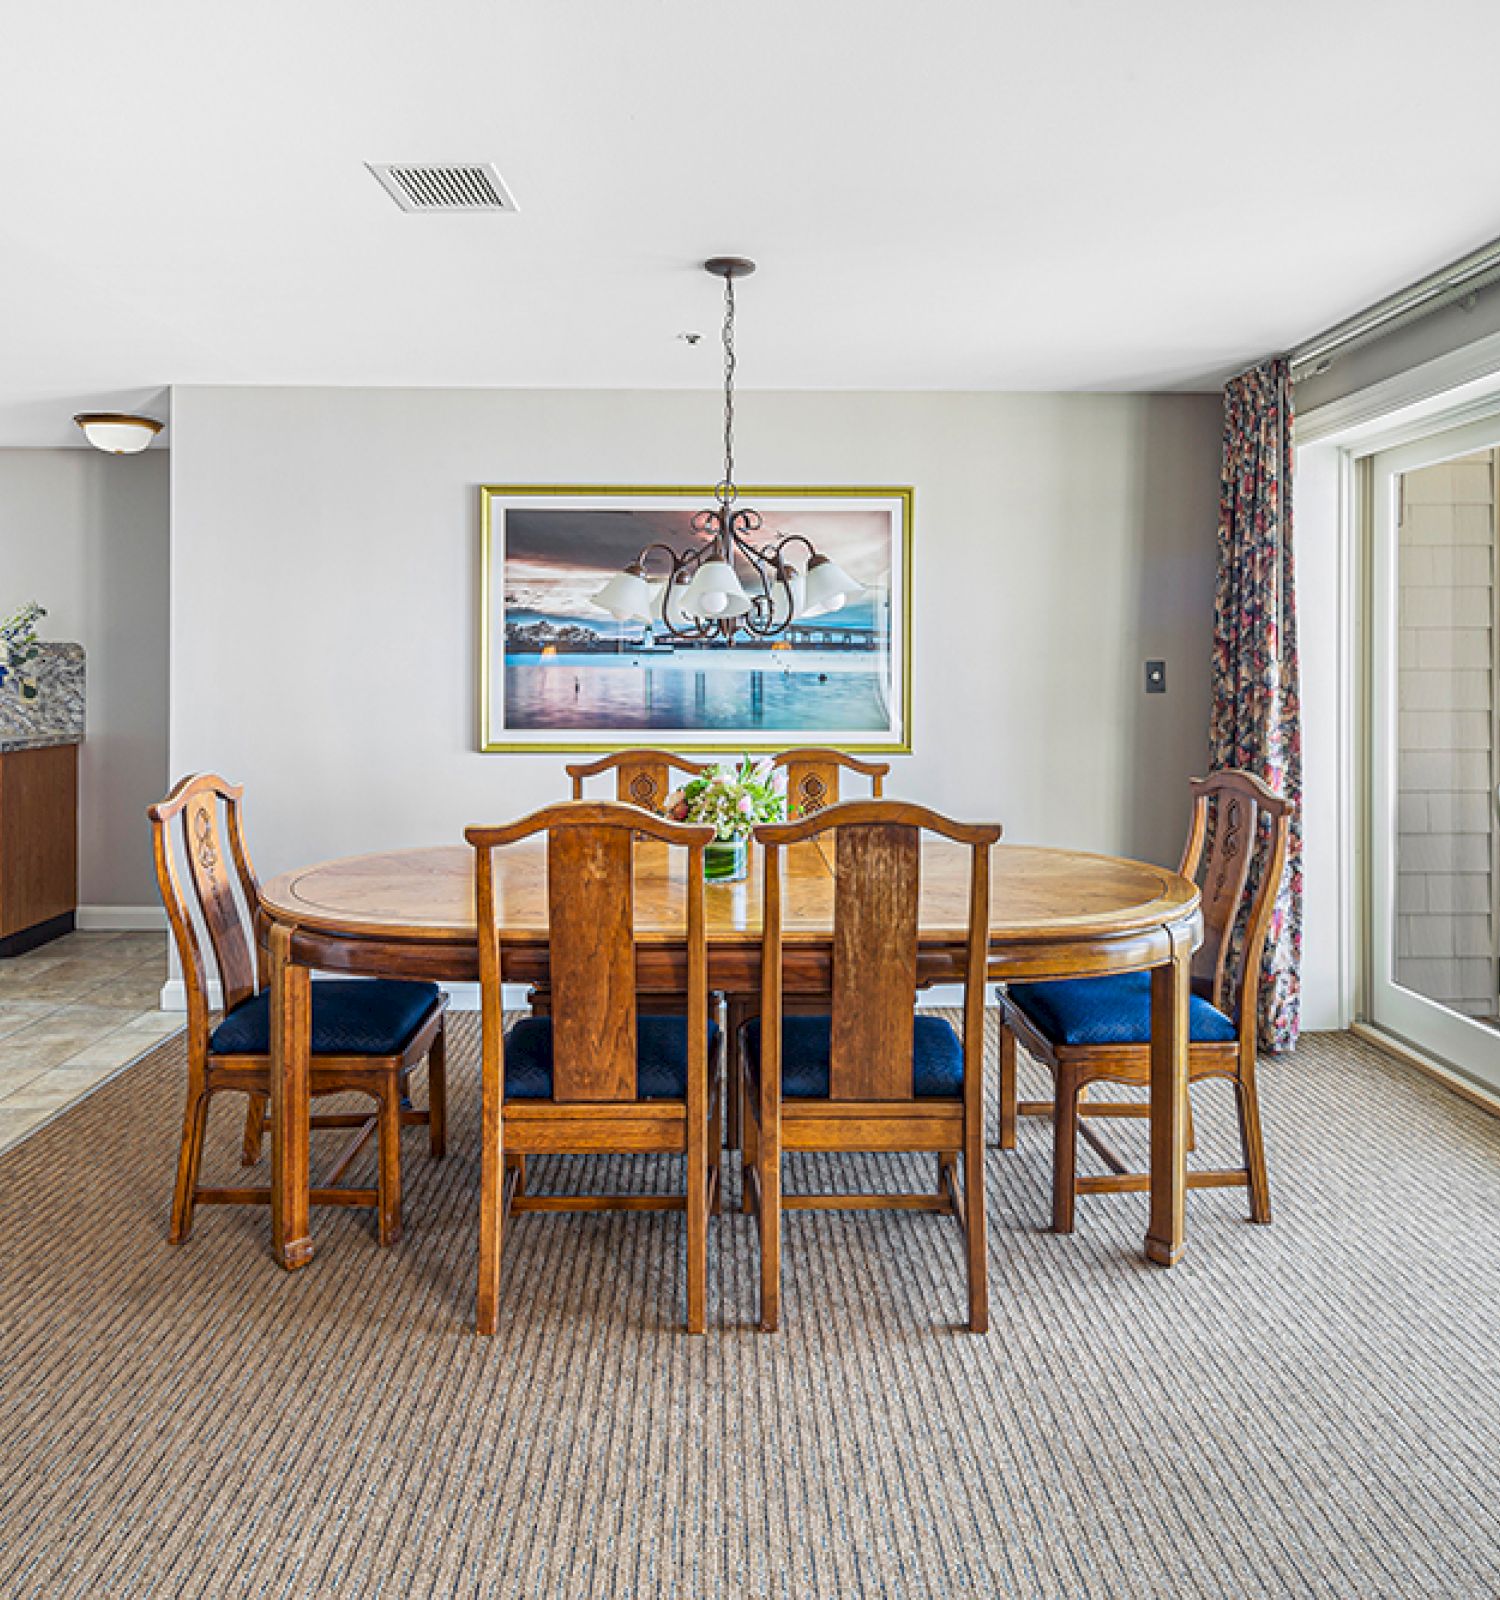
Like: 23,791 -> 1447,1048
169,384 -> 1221,893
0,448 -> 169,907
1293,438 -> 1348,1032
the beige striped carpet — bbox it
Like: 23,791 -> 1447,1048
1,1016 -> 1498,1599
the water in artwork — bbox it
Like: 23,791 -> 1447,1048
504,648 -> 889,732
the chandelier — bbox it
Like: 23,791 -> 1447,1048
593,257 -> 862,642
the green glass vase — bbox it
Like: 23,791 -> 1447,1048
704,836 -> 749,882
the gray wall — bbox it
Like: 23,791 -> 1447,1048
0,448 -> 169,906
169,385 -> 1222,882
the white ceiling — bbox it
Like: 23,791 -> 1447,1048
5,0 -> 1500,445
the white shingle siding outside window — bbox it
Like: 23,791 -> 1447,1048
1396,452 -> 1498,1020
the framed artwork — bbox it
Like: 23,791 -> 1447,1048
479,485 -> 912,753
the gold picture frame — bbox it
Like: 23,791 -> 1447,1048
479,485 -> 913,754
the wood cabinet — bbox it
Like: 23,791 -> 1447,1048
0,743 -> 79,956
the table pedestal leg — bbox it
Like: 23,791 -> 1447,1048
270,924 -> 314,1270
1145,928 -> 1191,1266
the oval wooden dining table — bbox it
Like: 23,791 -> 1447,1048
259,838 -> 1203,1273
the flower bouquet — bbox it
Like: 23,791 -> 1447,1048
664,756 -> 787,881
0,602 -> 46,702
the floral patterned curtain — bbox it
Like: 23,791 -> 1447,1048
1209,357 -> 1303,1053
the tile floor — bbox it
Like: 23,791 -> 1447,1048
0,930 -> 181,1154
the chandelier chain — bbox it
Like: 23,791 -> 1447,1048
720,273 -> 736,504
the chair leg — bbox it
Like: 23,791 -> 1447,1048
376,1079 -> 403,1247
758,1136 -> 781,1333
723,995 -> 743,1152
477,1097 -> 504,1339
709,1056 -> 724,1219
997,1024 -> 1019,1150
740,1057 -> 759,1216
725,1054 -> 742,1152
686,1085 -> 708,1337
1235,1059 -> 1273,1224
937,1151 -> 958,1202
1052,1065 -> 1082,1235
168,1079 -> 213,1244
240,1092 -> 267,1167
427,1025 -> 448,1159
964,1109 -> 989,1334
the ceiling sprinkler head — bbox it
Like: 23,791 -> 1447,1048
678,331 -> 702,345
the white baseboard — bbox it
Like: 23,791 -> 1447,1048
1350,1022 -> 1500,1119
917,983 -> 996,1008
156,975 -> 995,1015
77,905 -> 167,932
159,979 -> 209,1012
157,977 -> 505,1013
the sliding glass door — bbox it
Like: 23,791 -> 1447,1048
1368,415 -> 1500,1091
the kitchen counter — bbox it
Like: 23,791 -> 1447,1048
0,643 -> 84,955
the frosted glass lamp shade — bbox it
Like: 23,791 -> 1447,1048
593,565 -> 653,622
660,573 -> 698,629
681,558 -> 749,619
801,554 -> 863,619
73,413 -> 163,454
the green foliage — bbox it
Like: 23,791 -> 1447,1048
664,755 -> 788,840
0,602 -> 46,701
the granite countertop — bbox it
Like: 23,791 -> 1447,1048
0,642 -> 85,753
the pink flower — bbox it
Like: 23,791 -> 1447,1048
673,801 -> 689,821
738,794 -> 754,817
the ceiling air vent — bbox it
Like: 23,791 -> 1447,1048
366,162 -> 518,214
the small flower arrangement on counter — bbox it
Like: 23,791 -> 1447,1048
0,602 -> 46,701
664,756 -> 787,880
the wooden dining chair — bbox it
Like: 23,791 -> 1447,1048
467,802 -> 722,1336
534,749 -> 711,1021
149,773 -> 449,1247
720,747 -> 893,1147
771,747 -> 889,816
565,748 -> 710,809
996,769 -> 1292,1231
743,799 -> 1000,1333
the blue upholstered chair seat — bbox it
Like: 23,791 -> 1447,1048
503,1014 -> 720,1100
1008,971 -> 1236,1047
210,978 -> 444,1057
742,1013 -> 965,1098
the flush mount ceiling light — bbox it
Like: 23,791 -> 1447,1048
73,413 -> 164,454
593,258 -> 863,643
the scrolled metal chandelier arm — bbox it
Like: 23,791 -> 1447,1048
631,541 -> 717,641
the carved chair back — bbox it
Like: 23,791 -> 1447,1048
1178,770 -> 1293,1036
755,800 -> 1000,1101
466,803 -> 715,1102
565,749 -> 710,811
771,747 -> 890,817
148,773 -> 263,1056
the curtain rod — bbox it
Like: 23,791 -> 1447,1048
1290,232 -> 1500,381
